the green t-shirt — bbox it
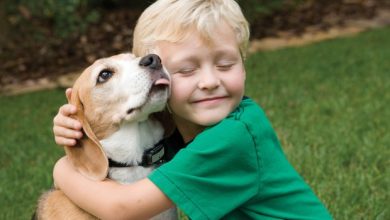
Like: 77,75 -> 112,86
149,97 -> 332,220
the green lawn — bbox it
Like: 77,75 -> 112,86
1,27 -> 389,219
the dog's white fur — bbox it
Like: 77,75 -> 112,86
102,119 -> 162,183
36,53 -> 177,219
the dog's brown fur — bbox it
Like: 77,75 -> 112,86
37,190 -> 97,220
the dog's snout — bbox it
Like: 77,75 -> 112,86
139,54 -> 162,70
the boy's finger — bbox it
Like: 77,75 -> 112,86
53,113 -> 82,130
65,88 -> 72,101
58,104 -> 77,116
53,126 -> 83,140
55,136 -> 77,147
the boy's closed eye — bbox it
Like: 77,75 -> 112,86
176,67 -> 197,75
216,62 -> 235,71
214,53 -> 241,72
170,62 -> 198,75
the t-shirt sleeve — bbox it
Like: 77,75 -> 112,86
148,119 -> 259,220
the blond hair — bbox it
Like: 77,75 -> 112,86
132,0 -> 250,59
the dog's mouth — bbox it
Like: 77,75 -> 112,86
150,78 -> 170,95
126,78 -> 170,115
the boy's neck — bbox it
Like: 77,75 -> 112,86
174,119 -> 205,143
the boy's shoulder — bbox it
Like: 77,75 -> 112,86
229,97 -> 266,120
191,98 -> 263,151
198,96 -> 277,148
226,96 -> 274,134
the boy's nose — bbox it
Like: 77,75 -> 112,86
139,54 -> 162,70
199,68 -> 220,90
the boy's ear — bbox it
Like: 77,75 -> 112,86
64,87 -> 108,181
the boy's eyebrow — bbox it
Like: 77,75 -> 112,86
166,53 -> 199,65
214,49 -> 241,58
167,52 -> 241,69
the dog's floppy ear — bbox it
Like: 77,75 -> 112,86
64,87 -> 108,181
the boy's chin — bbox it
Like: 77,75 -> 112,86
195,111 -> 231,127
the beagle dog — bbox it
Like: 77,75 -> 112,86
35,53 -> 177,219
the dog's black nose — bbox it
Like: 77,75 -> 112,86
139,54 -> 162,70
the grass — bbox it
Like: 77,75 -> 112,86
0,89 -> 66,219
0,27 -> 389,219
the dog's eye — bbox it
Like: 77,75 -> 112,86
97,70 -> 113,83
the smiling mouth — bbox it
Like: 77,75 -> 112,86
193,96 -> 227,103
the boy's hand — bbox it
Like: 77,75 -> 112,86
53,88 -> 83,146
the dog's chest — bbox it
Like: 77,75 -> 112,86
108,167 -> 153,184
100,119 -> 164,184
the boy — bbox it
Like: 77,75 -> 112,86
53,0 -> 332,219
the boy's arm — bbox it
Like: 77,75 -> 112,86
53,157 -> 174,220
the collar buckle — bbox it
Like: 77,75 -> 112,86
141,140 -> 165,167
108,140 -> 165,168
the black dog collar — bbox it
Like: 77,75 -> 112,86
108,140 -> 165,168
